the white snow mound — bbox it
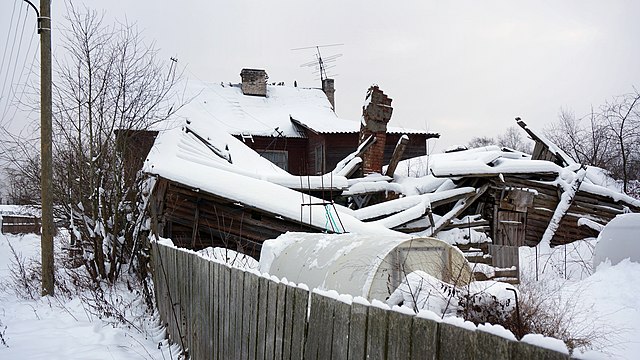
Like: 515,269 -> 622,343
593,213 -> 640,268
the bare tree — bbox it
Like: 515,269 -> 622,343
545,108 -> 615,169
545,89 -> 640,194
1,4 -> 183,284
601,90 -> 640,193
497,126 -> 532,153
467,135 -> 495,149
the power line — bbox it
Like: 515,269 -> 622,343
4,40 -> 39,126
0,0 -> 20,102
2,4 -> 32,122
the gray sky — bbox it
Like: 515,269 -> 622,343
2,0 -> 640,152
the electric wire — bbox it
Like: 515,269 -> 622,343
4,40 -> 39,126
2,4 -> 32,123
0,0 -> 20,102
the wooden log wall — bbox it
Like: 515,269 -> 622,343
152,241 -> 574,360
154,178 -> 323,259
492,176 -> 639,247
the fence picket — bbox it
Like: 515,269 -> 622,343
290,286 -> 308,360
255,276 -> 269,360
347,302 -> 368,360
366,305 -> 389,360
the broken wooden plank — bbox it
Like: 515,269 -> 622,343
516,118 -> 576,167
384,135 -> 409,177
539,167 -> 587,250
431,183 -> 490,236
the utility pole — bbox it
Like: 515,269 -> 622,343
39,0 -> 54,296
23,0 -> 53,296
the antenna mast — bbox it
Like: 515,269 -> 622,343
292,43 -> 343,81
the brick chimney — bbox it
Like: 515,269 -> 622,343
359,85 -> 393,175
240,69 -> 268,97
322,78 -> 335,110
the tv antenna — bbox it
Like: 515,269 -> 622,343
292,43 -> 343,81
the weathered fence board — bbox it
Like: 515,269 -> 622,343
476,330 -> 512,360
282,285 -> 295,360
316,294 -> 336,359
347,302 -> 368,360
386,310 -> 412,359
213,261 -> 221,359
151,242 -> 573,360
304,292 -> 322,360
273,282 -> 287,359
438,322 -> 477,360
365,305 -> 389,360
290,286 -> 308,360
243,270 -> 258,360
255,276 -> 269,360
331,300 -> 350,359
411,316 -> 439,360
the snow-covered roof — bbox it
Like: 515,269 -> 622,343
144,123 -> 407,234
170,80 -> 432,138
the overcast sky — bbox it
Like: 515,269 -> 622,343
2,0 -> 640,152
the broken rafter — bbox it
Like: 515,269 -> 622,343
516,118 -> 576,167
332,135 -> 376,177
538,166 -> 587,250
431,183 -> 490,236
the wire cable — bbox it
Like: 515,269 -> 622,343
0,0 -> 20,102
4,40 -> 39,126
2,4 -> 32,122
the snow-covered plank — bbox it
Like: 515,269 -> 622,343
517,118 -> 577,166
539,167 -> 587,250
353,187 -> 476,222
431,184 -> 490,236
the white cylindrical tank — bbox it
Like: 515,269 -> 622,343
259,232 -> 473,302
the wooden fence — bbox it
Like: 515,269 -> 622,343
1,215 -> 40,234
152,241 -> 572,360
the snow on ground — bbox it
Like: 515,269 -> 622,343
0,231 -> 179,360
520,236 -> 640,359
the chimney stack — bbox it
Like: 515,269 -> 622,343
322,78 -> 335,110
359,85 -> 393,175
240,68 -> 268,97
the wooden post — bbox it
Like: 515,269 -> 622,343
40,0 -> 54,297
384,135 -> 409,177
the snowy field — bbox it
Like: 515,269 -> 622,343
1,225 -> 640,359
0,231 -> 180,359
519,235 -> 640,359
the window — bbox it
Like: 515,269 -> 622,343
315,145 -> 324,174
261,150 -> 288,171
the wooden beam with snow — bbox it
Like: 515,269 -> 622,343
538,167 -> 587,249
431,183 -> 490,236
516,118 -> 576,166
354,187 -> 476,222
332,135 -> 376,178
384,135 -> 409,177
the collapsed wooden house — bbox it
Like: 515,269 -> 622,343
143,74 -> 639,283
143,84 -> 421,259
